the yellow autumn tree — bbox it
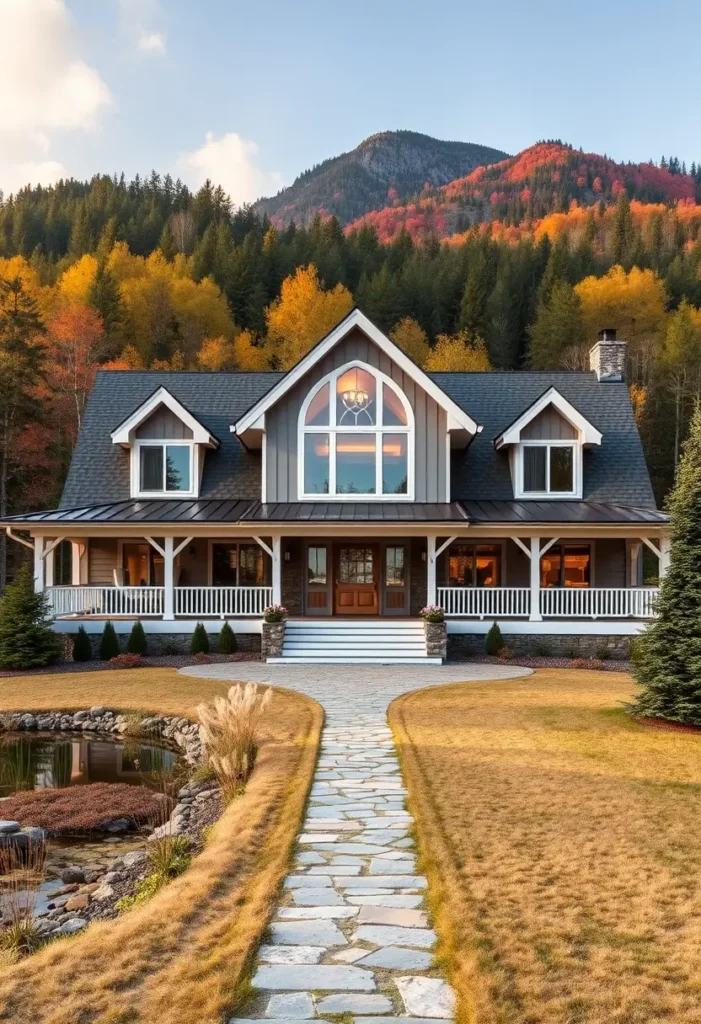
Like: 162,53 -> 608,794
390,317 -> 430,367
58,254 -> 98,308
198,336 -> 237,371
575,266 -> 668,382
234,330 -> 270,371
265,264 -> 353,370
424,333 -> 491,372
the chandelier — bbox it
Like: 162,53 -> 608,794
339,372 -> 374,424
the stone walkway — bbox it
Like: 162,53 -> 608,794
180,662 -> 531,1024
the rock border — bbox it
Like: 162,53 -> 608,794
0,707 -> 221,944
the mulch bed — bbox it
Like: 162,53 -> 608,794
0,782 -> 167,836
0,651 -> 261,678
462,654 -> 632,672
632,715 -> 701,734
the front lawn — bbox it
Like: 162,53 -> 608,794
391,668 -> 701,1024
0,668 -> 322,1024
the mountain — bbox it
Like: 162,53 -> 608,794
252,130 -> 509,228
346,141 -> 701,243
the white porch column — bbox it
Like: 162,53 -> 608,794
529,536 -> 542,621
627,541 -> 642,587
33,535 -> 45,594
427,536 -> 437,606
45,547 -> 55,588
659,535 -> 671,579
71,541 -> 83,585
163,536 -> 174,619
272,536 -> 282,605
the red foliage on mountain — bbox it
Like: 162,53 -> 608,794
345,142 -> 700,245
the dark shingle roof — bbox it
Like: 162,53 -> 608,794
433,371 -> 656,508
58,367 -> 657,512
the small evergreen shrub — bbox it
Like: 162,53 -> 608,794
534,641 -> 553,657
99,621 -> 119,661
218,622 -> 237,654
127,620 -> 147,656
0,564 -> 62,669
595,644 -> 612,661
190,623 -> 210,654
484,621 -> 504,656
72,626 -> 92,662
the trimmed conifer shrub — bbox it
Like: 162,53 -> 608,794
218,622 -> 236,654
632,403 -> 701,723
72,625 -> 92,662
99,621 -> 120,661
485,621 -> 504,657
127,620 -> 148,656
0,564 -> 63,669
190,623 -> 210,654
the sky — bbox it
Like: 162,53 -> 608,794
2,0 -> 700,205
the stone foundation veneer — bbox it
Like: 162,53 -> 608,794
77,631 -> 261,659
424,620 -> 447,660
448,632 -> 632,660
262,621 -> 285,658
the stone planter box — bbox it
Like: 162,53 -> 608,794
262,620 -> 285,658
424,620 -> 447,660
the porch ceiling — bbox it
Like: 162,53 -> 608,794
1,498 -> 667,528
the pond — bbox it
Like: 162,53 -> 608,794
0,732 -> 180,797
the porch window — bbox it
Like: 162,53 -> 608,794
520,442 -> 576,496
385,546 -> 405,586
308,547 -> 327,585
299,362 -> 413,499
211,543 -> 267,587
123,543 -> 164,586
447,544 -> 501,587
137,443 -> 192,494
540,545 -> 590,587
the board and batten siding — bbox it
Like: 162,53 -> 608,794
521,405 -> 578,440
135,407 -> 194,440
265,327 -> 447,502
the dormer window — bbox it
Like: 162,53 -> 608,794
111,386 -> 219,500
138,443 -> 193,494
298,362 -> 414,500
520,442 -> 577,497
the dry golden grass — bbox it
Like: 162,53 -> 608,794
0,668 -> 322,1024
390,668 -> 701,1024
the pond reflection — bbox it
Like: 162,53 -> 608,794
0,733 -> 178,796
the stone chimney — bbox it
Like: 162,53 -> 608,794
589,328 -> 626,382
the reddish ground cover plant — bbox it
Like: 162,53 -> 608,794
1,783 -> 165,836
108,654 -> 143,669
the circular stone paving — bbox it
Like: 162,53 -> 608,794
179,661 -> 532,1023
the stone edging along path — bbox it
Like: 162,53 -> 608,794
180,662 -> 532,1023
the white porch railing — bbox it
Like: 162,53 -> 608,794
539,587 -> 660,619
438,587 -> 531,618
438,586 -> 660,619
174,586 -> 273,617
47,586 -> 165,617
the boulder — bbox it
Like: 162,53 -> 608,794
60,865 -> 86,885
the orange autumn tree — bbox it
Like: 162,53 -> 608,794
41,305 -> 104,437
234,330 -> 269,371
424,332 -> 491,372
265,265 -> 353,369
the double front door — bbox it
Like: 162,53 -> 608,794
305,542 -> 409,616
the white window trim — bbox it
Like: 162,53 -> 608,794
515,440 -> 582,500
297,360 -> 415,502
131,440 -> 199,499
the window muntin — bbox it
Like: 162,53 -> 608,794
137,443 -> 192,494
521,443 -> 576,496
447,544 -> 501,587
299,363 -> 413,499
540,545 -> 590,588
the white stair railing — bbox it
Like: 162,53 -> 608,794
437,587 -> 531,618
539,587 -> 660,619
47,586 -> 164,617
174,586 -> 273,618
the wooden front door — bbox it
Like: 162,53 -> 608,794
334,545 -> 379,615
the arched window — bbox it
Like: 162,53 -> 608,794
298,362 -> 414,499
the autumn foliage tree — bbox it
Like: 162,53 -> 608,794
265,264 -> 353,369
425,333 -> 491,371
390,318 -> 430,367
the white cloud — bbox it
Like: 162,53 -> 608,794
138,31 -> 166,54
119,0 -> 166,56
177,132 -> 285,208
0,0 -> 112,193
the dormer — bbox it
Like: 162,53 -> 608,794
494,387 -> 602,500
110,386 -> 219,499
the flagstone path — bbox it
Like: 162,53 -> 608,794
180,662 -> 531,1024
